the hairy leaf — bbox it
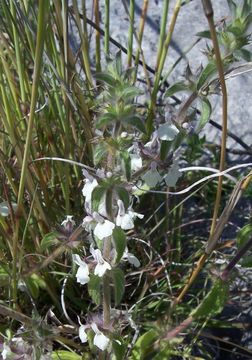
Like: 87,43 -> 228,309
112,227 -> 126,264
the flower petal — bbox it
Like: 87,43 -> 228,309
94,220 -> 115,240
73,255 -> 90,285
73,254 -> 86,267
76,266 -> 90,285
130,153 -> 142,172
82,178 -> 98,202
91,323 -> 110,351
79,325 -> 88,343
118,213 -> 134,230
127,253 -> 141,267
94,261 -> 111,277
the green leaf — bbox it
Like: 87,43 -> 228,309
196,30 -> 211,39
241,254 -> 252,267
0,201 -> 17,217
227,0 -> 237,16
112,336 -> 127,360
130,330 -> 158,359
40,232 -> 60,251
0,266 -> 10,286
197,62 -> 217,90
122,115 -> 146,134
115,50 -> 122,76
121,86 -> 143,100
192,279 -> 229,319
110,268 -> 125,306
120,150 -> 131,181
94,72 -> 116,86
94,142 -> 106,165
96,112 -> 118,128
24,274 -> 47,299
91,186 -> 106,212
196,97 -> 212,131
116,186 -> 130,209
234,49 -> 252,61
112,227 -> 126,264
52,351 -> 82,360
157,123 -> 179,141
237,223 -> 252,248
165,82 -> 189,97
88,275 -> 102,305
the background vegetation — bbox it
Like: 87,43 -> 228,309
0,0 -> 252,359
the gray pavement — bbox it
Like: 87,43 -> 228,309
83,0 -> 252,151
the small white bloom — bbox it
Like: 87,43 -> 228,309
82,215 -> 96,232
116,200 -> 144,230
130,153 -> 142,172
82,170 -> 98,204
128,143 -> 142,172
73,254 -> 90,285
120,131 -> 128,138
123,247 -> 141,267
61,215 -> 75,230
93,213 -> 115,240
2,344 -> 11,360
79,325 -> 88,343
91,323 -> 110,351
90,247 -> 111,277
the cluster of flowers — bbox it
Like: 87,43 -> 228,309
61,168 -> 143,351
60,122 -> 182,352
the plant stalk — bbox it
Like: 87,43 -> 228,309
175,0 -> 228,304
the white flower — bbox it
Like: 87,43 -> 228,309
93,212 -> 115,240
1,343 -> 11,360
82,170 -> 98,205
91,323 -> 110,351
90,247 -> 111,277
79,325 -> 88,343
123,247 -> 141,267
73,254 -> 90,285
61,215 -> 75,230
82,215 -> 96,232
116,200 -> 144,230
130,153 -> 142,172
128,143 -> 142,172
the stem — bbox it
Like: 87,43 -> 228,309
205,0 -> 228,238
174,0 -> 228,305
13,0 -> 49,306
94,0 -> 101,72
127,0 -> 135,67
147,0 -> 181,136
104,0 -> 110,56
221,236 -> 252,281
133,0 -> 148,83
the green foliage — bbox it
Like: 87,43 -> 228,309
112,227 -> 127,264
192,279 -> 229,319
52,351 -> 83,360
0,0 -> 251,358
40,232 -> 60,252
110,268 -> 125,306
130,329 -> 158,360
88,275 -> 102,305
